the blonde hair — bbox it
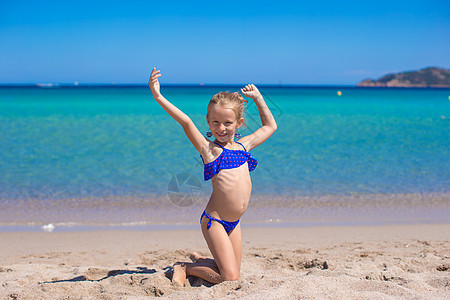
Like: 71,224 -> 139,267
206,91 -> 248,121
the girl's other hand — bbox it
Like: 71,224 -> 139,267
148,67 -> 162,96
240,84 -> 262,100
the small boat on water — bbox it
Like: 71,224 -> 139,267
36,83 -> 60,88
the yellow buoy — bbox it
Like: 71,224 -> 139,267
337,91 -> 342,96
448,95 -> 450,101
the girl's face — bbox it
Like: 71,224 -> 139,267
207,104 -> 243,143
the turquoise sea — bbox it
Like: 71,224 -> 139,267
0,86 -> 449,230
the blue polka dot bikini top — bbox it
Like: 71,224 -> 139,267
200,141 -> 258,181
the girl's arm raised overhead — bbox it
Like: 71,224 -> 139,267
239,84 -> 277,151
148,68 -> 209,154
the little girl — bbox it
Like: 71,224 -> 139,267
148,68 -> 277,285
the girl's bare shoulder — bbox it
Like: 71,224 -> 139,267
236,136 -> 252,151
200,140 -> 223,164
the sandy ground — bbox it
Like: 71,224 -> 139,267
0,224 -> 449,299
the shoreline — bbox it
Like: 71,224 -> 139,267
1,219 -> 450,233
1,192 -> 449,232
1,224 -> 449,298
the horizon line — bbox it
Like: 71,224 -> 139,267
1,83 -> 449,89
0,82 -> 354,86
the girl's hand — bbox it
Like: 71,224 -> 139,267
148,67 -> 162,96
240,84 -> 262,100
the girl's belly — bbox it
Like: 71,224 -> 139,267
205,164 -> 252,221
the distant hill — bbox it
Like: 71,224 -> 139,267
357,67 -> 450,87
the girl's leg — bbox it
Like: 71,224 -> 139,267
173,261 -> 222,285
172,261 -> 221,286
172,263 -> 187,286
189,218 -> 240,282
190,252 -> 216,265
227,222 -> 242,271
191,223 -> 242,270
200,217 -> 240,280
172,220 -> 243,285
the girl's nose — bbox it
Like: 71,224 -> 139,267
219,124 -> 226,131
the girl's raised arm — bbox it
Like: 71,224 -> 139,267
239,84 -> 277,150
148,68 -> 209,154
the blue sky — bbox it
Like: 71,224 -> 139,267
1,0 -> 449,85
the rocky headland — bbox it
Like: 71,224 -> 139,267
357,67 -> 450,87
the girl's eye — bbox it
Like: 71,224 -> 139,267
225,122 -> 232,126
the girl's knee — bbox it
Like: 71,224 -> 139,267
221,270 -> 239,281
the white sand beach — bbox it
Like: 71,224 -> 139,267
1,224 -> 449,299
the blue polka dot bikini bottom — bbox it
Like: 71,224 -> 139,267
200,210 -> 240,234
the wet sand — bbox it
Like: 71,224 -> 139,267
1,224 -> 449,299
1,193 -> 449,228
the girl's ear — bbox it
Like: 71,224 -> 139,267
237,117 -> 244,128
